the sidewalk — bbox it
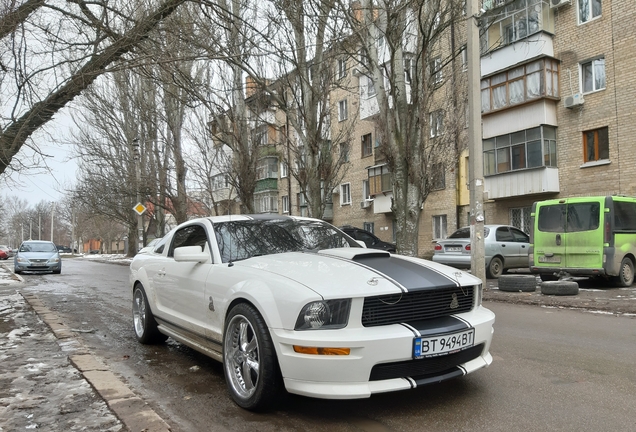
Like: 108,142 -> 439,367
1,261 -> 635,430
0,263 -> 170,432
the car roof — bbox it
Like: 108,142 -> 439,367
21,240 -> 55,244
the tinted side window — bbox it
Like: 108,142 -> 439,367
356,231 -> 376,247
511,227 -> 529,242
169,225 -> 209,257
613,201 -> 636,231
495,227 -> 514,242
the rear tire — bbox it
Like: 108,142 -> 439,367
612,257 -> 634,287
223,303 -> 282,411
132,284 -> 167,344
486,256 -> 504,279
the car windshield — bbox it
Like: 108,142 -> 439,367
20,242 -> 57,252
447,227 -> 490,239
214,219 -> 360,263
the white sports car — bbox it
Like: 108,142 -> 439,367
130,215 -> 495,411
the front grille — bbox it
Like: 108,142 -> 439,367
369,343 -> 484,381
362,286 -> 474,327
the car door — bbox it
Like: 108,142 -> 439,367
494,227 -> 520,267
153,223 -> 213,336
510,227 -> 530,267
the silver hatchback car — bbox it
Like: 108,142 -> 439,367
432,225 -> 530,278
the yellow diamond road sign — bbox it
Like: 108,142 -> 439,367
133,203 -> 146,215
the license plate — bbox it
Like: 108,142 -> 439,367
539,256 -> 561,263
446,247 -> 462,252
413,329 -> 475,359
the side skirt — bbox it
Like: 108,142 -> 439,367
156,317 -> 223,363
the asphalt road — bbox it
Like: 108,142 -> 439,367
16,259 -> 636,431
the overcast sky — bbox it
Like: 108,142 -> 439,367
2,111 -> 77,206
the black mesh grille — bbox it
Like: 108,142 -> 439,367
362,286 -> 475,327
369,343 -> 485,381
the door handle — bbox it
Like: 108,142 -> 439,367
556,234 -> 561,246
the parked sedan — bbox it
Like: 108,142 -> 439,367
432,225 -> 530,279
339,225 -> 396,252
130,215 -> 495,411
14,240 -> 62,274
0,249 -> 7,260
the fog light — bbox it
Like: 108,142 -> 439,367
293,346 -> 350,355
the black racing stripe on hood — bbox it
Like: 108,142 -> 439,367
403,316 -> 470,337
352,255 -> 458,291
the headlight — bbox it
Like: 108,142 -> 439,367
295,299 -> 351,330
16,256 -> 29,264
48,257 -> 60,264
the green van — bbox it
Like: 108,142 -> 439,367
529,196 -> 636,286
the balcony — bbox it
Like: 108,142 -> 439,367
484,166 -> 559,200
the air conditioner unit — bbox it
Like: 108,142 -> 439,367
550,0 -> 570,8
564,93 -> 584,109
360,200 -> 372,209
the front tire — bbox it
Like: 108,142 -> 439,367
132,284 -> 167,344
612,257 -> 634,287
223,303 -> 282,411
486,256 -> 504,279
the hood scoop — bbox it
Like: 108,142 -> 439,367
318,248 -> 391,260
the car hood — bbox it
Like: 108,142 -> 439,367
18,252 -> 58,260
234,248 -> 480,298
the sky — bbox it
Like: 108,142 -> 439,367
2,111 -> 78,206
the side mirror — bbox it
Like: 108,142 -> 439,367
174,245 -> 209,263
355,240 -> 367,248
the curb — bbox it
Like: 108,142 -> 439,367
22,293 -> 171,432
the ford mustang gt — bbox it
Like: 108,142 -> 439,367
130,215 -> 495,411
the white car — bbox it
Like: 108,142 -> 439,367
130,215 -> 495,411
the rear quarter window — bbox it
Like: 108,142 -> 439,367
613,201 -> 636,231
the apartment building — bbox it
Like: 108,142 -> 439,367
222,0 -> 634,259
479,0 -> 636,233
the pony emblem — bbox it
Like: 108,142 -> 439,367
449,293 -> 459,309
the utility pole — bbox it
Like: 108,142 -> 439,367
467,0 -> 486,281
38,213 -> 41,240
132,138 -> 143,253
51,203 -> 55,243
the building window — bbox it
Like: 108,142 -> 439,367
256,156 -> 278,180
212,174 -> 229,191
339,142 -> 350,162
337,58 -> 347,80
280,161 -> 288,178
510,207 -> 531,234
254,192 -> 278,213
483,125 -> 557,176
579,0 -> 601,24
368,165 -> 392,195
433,215 -> 447,240
338,100 -> 348,121
340,183 -> 352,205
404,57 -> 413,83
583,127 -> 609,163
581,58 -> 605,93
358,49 -> 370,69
461,45 -> 468,72
429,110 -> 444,137
362,179 -> 371,200
282,195 -> 289,213
481,58 -> 559,113
363,222 -> 374,233
297,192 -> 307,211
431,163 -> 445,190
361,133 -> 373,157
366,76 -> 376,97
254,125 -> 268,146
430,57 -> 443,85
481,0 -> 546,52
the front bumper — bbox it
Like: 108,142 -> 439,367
271,304 -> 495,399
14,263 -> 61,272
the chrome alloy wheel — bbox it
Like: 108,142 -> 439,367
224,314 -> 261,400
132,288 -> 147,338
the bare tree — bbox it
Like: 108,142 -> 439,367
343,0 -> 467,256
0,0 -> 189,175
